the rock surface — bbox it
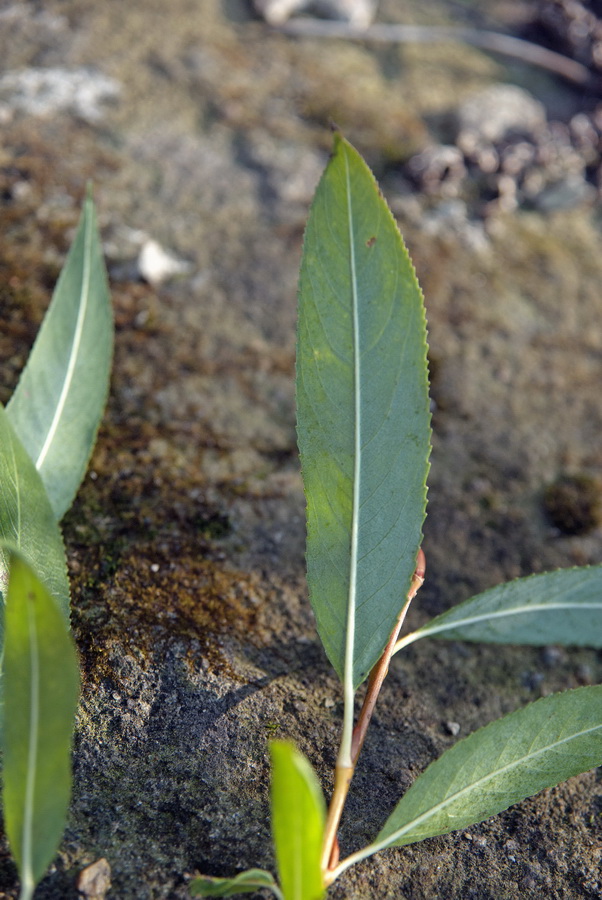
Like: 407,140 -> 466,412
0,1 -> 601,898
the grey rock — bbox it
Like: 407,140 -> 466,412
534,173 -> 596,211
457,84 -> 546,149
0,66 -> 120,122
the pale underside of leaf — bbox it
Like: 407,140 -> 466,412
6,193 -> 113,521
395,564 -> 602,652
0,406 -> 70,616
296,135 -> 430,696
331,685 -> 602,879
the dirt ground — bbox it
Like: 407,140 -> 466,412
0,1 -> 601,898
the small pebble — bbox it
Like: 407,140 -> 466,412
77,858 -> 111,900
521,670 -> 545,691
445,721 -> 461,736
254,0 -> 377,27
541,646 -> 566,667
576,664 -> 593,685
137,239 -> 192,286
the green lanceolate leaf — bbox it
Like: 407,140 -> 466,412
189,869 -> 284,898
296,134 -> 430,691
0,405 -> 70,616
6,192 -> 113,521
353,686 -> 602,862
270,741 -> 326,900
0,601 -> 4,738
395,565 -> 602,653
2,551 -> 80,900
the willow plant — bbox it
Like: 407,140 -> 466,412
0,192 -> 113,900
191,135 -> 602,899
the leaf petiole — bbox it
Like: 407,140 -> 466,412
321,550 -> 426,878
351,550 -> 425,763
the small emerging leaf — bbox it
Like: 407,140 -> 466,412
189,868 -> 283,898
2,550 -> 80,898
0,405 -> 70,616
6,192 -> 113,521
270,741 -> 326,900
372,686 -> 602,852
297,134 -> 430,690
395,565 -> 602,652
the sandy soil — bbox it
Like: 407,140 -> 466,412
0,1 -> 601,897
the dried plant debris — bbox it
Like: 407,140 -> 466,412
524,0 -> 602,74
401,84 -> 600,216
262,0 -> 602,218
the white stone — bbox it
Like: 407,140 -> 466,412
137,239 -> 192,286
254,0 -> 377,28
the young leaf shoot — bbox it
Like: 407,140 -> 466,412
0,192 -> 113,897
2,550 -> 80,900
192,134 -> 602,897
0,405 -> 70,617
190,869 -> 284,899
6,192 -> 113,521
271,741 -> 326,900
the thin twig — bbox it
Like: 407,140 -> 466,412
276,19 -> 592,86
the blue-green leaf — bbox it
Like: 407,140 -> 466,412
270,741 -> 326,900
296,134 -> 430,692
335,686 -> 602,871
2,550 -> 80,899
395,565 -> 602,652
189,869 -> 283,898
0,405 -> 70,617
6,192 -> 113,521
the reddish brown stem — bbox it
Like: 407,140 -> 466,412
350,549 -> 425,764
321,549 -> 426,876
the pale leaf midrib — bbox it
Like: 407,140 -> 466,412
419,600 -> 602,639
342,146 -> 361,752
